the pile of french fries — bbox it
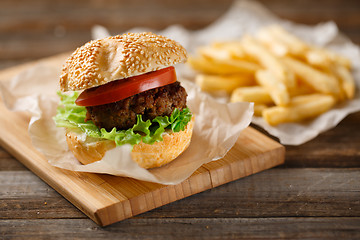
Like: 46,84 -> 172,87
188,25 -> 356,125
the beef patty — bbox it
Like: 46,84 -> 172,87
85,81 -> 187,131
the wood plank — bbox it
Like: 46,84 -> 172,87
1,168 -> 359,219
150,168 -> 360,218
285,112 -> 360,168
1,218 -> 359,239
203,127 -> 284,187
0,54 -> 284,226
0,198 -> 85,220
0,148 -> 28,171
0,0 -> 233,33
0,1 -> 359,238
249,111 -> 360,168
1,0 -> 358,35
0,103 -> 284,225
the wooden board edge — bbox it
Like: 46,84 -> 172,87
93,167 -> 213,226
0,108 -> 285,227
92,136 -> 285,226
207,144 -> 285,188
202,127 -> 285,187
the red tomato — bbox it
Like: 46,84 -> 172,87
75,66 -> 177,106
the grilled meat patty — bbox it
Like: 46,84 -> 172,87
85,81 -> 187,131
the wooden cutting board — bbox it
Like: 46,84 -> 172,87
0,54 -> 285,226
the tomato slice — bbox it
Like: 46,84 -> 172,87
75,66 -> 177,106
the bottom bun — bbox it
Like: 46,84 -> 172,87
65,116 -> 195,169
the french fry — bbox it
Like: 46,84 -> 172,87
265,25 -> 308,56
282,56 -> 341,97
230,86 -> 273,104
262,94 -> 336,125
256,28 -> 288,56
211,41 -> 246,59
305,47 -> 332,68
290,94 -> 333,105
256,70 -> 290,106
254,104 -> 269,117
320,47 -> 352,69
198,46 -> 232,60
332,63 -> 355,99
306,47 -> 352,69
188,56 -> 220,74
288,81 -> 315,97
196,74 -> 255,94
242,35 -> 296,88
327,50 -> 352,69
212,58 -> 260,73
188,24 -> 356,126
231,86 -> 272,117
188,55 -> 259,75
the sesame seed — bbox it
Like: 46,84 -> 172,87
59,32 -> 187,91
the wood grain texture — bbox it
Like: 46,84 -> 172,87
1,168 -> 359,220
0,0 -> 359,70
0,54 -> 284,226
1,218 -> 360,240
0,0 -> 359,238
285,112 -> 360,168
251,111 -> 360,168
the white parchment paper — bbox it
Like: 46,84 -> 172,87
0,60 -> 253,185
93,0 -> 360,145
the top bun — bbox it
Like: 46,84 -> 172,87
60,32 -> 187,91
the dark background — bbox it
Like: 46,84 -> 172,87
1,0 -> 360,239
1,0 -> 359,70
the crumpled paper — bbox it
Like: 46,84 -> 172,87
92,0 -> 360,145
0,60 -> 253,185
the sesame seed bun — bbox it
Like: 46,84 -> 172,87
60,32 -> 188,91
59,32 -> 193,170
65,116 -> 194,169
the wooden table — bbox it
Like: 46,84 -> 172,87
1,0 -> 359,238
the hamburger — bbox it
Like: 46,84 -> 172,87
54,32 -> 194,169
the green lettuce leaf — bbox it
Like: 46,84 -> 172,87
53,91 -> 192,146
